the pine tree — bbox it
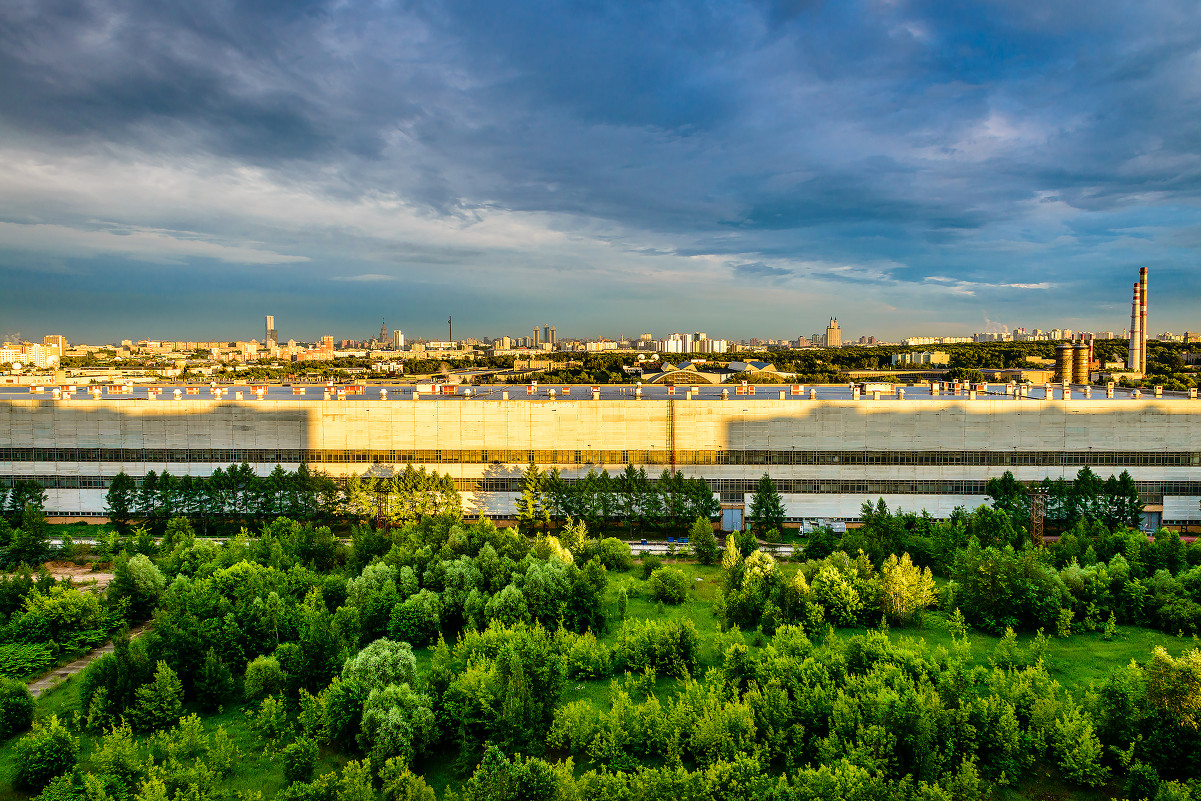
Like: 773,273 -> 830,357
748,473 -> 786,537
105,472 -> 136,529
515,464 -> 547,534
8,504 -> 49,567
195,648 -> 234,712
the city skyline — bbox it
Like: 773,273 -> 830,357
2,2 -> 1201,341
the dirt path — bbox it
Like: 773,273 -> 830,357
26,624 -> 150,699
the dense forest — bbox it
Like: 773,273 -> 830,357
1,462 -> 1201,800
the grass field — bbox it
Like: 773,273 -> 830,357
1,553 -> 1196,801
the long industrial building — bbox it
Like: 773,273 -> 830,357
2,383 -> 1200,529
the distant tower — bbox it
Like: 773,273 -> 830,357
532,327 -> 540,347
1139,266 -> 1148,375
825,318 -> 842,348
378,319 -> 389,346
265,315 -> 277,345
542,325 -> 556,346
393,330 -> 404,349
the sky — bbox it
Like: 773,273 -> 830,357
2,0 -> 1201,345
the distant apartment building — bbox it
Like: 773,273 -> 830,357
901,335 -> 972,346
824,318 -> 842,348
890,351 -> 950,367
0,341 -> 62,369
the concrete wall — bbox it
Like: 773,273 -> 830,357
5,397 -> 1201,520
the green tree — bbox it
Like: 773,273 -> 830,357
380,758 -> 437,801
516,464 -> 550,534
132,661 -> 184,732
105,472 -> 137,529
805,525 -> 838,559
8,503 -> 49,566
13,714 -> 77,791
195,648 -> 235,712
282,736 -> 319,785
358,683 -> 437,768
878,553 -> 937,626
0,677 -> 35,740
244,655 -> 288,700
108,553 -> 166,620
986,470 -> 1028,526
1143,646 -> 1201,730
342,639 -> 418,692
690,516 -> 719,565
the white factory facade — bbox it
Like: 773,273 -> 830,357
3,393 -> 1201,528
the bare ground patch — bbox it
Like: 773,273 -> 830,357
40,560 -> 115,591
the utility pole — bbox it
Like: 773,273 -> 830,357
448,316 -> 453,344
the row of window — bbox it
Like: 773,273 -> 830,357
5,473 -> 1199,500
1,447 -> 1200,467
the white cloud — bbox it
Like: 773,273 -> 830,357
330,273 -> 396,282
0,220 -> 307,265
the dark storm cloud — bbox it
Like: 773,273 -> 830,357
1,0 -> 1201,339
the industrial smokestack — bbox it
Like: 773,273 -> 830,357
1124,283 -> 1143,374
1139,266 -> 1148,376
1129,282 -> 1141,374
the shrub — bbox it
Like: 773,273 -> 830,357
639,555 -> 662,580
342,639 -> 417,692
1125,761 -> 1159,801
380,757 -> 438,801
282,737 -> 318,785
14,714 -> 77,791
648,568 -> 688,605
244,655 -> 288,700
566,630 -> 612,679
614,619 -> 700,678
91,720 -> 145,793
0,643 -> 56,679
0,676 -> 35,740
596,538 -> 633,572
245,694 -> 292,746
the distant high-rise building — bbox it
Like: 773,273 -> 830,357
532,327 -> 540,347
43,334 -> 68,351
542,325 -> 556,346
825,318 -> 842,348
378,319 -> 389,346
393,330 -> 404,349
265,315 -> 277,344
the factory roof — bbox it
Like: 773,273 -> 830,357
0,382 -> 1192,402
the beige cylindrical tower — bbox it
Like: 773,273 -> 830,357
1055,343 -> 1073,383
1073,343 -> 1089,385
